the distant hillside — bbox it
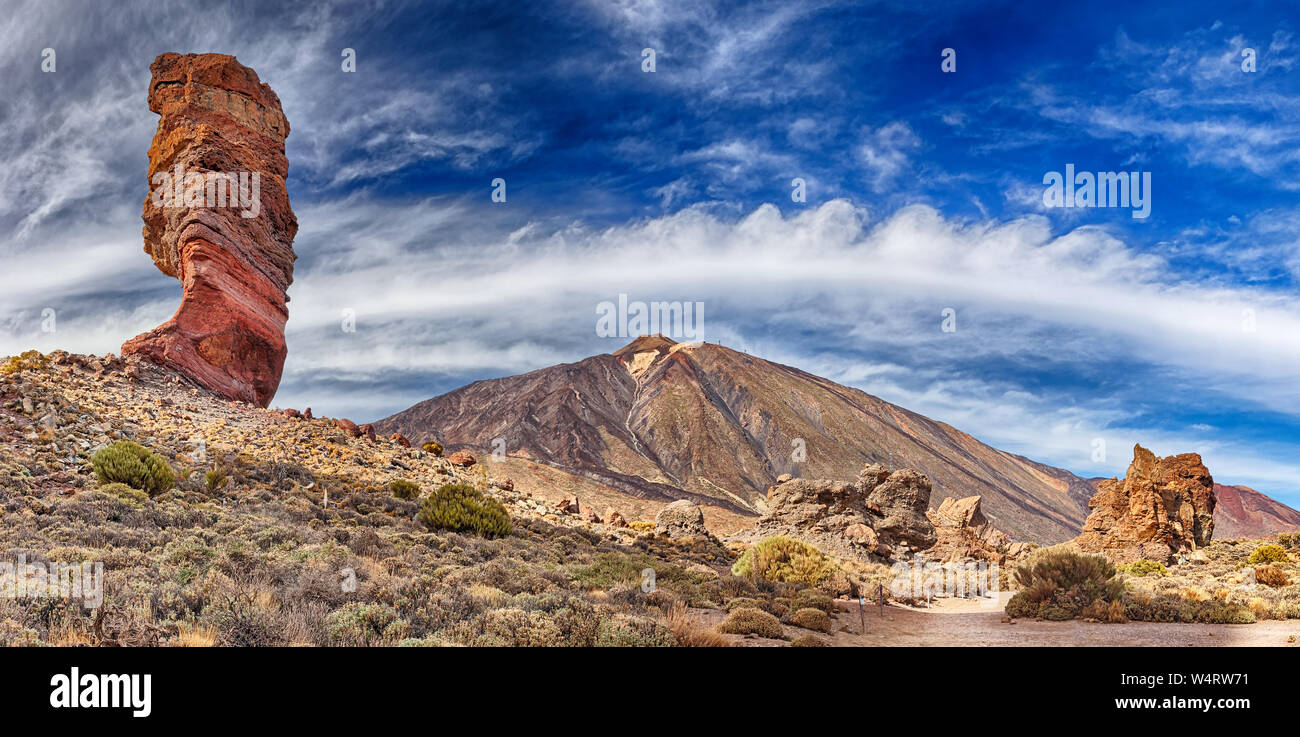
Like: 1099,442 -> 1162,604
1212,483 -> 1300,538
376,336 -> 1099,543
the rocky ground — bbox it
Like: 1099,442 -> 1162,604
0,350 -> 841,647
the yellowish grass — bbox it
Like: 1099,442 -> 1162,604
664,603 -> 730,647
172,623 -> 218,647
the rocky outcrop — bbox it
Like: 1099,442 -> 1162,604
1073,445 -> 1216,564
748,463 -> 937,560
655,499 -> 710,539
926,495 -> 1025,564
122,53 -> 297,407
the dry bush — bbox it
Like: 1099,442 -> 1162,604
663,603 -> 729,647
718,606 -> 785,639
1253,565 -> 1290,588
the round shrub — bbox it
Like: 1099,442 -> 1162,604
787,607 -> 832,633
421,441 -> 443,456
98,482 -> 149,507
1253,565 -> 1289,588
1119,559 -> 1168,577
418,483 -> 512,538
91,441 -> 174,496
790,634 -> 829,647
1004,547 -> 1124,621
718,607 -> 785,639
793,589 -> 834,614
1248,544 -> 1289,565
732,536 -> 839,587
390,479 -> 420,500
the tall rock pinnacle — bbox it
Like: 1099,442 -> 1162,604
122,53 -> 297,407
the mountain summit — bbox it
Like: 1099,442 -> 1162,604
375,337 -> 1101,543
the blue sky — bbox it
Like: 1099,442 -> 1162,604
2,0 -> 1299,503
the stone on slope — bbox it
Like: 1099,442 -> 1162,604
1073,444 -> 1216,564
655,499 -> 710,539
122,53 -> 297,408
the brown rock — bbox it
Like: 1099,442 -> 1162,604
390,432 -> 411,448
357,423 -> 377,441
554,496 -> 580,514
282,408 -> 302,419
448,450 -> 476,467
336,419 -> 361,438
844,523 -> 878,549
751,463 -> 936,561
604,507 -> 629,528
1072,444 -> 1216,564
121,53 -> 298,407
925,495 -> 1016,563
303,407 -> 313,420
655,499 -> 710,539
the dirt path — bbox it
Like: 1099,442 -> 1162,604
827,594 -> 1300,646
700,594 -> 1300,646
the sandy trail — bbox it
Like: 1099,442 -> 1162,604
704,593 -> 1300,647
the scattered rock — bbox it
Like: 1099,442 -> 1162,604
390,432 -> 411,448
448,450 -> 476,467
655,499 -> 710,539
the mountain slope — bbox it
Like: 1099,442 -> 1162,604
375,336 -> 1099,543
1212,483 -> 1300,538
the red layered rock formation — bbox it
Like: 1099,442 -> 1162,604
122,53 -> 297,407
1073,445 -> 1216,563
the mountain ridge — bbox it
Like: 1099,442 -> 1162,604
374,336 -> 1298,544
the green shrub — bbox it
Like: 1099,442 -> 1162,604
1248,544 -> 1290,565
91,441 -> 174,496
1118,559 -> 1169,577
204,468 -> 228,491
421,441 -> 443,456
1278,532 -> 1294,548
1122,593 -> 1256,624
98,482 -> 149,507
718,607 -> 785,639
790,634 -> 829,647
787,607 -> 832,632
793,589 -> 834,614
595,616 -> 677,647
390,479 -> 420,500
418,483 -> 511,538
732,536 -> 838,587
1004,547 -> 1124,621
325,603 -> 408,646
1,349 -> 47,376
723,596 -> 764,613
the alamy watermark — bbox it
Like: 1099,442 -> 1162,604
1,555 -> 104,608
1042,164 -> 1151,219
596,294 -> 704,340
151,164 -> 260,218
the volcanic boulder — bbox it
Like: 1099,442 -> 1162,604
750,463 -> 937,560
925,495 -> 1022,563
1073,445 -> 1216,564
122,53 -> 297,407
